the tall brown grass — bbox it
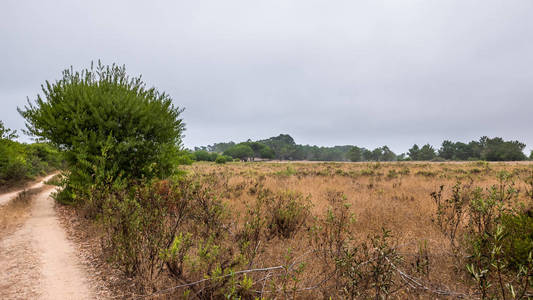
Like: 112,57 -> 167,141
88,161 -> 533,299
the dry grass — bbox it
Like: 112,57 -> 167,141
62,161 -> 533,298
175,161 -> 533,298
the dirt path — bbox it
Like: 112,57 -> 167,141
0,181 -> 95,299
0,173 -> 58,206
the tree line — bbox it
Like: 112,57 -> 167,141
193,134 -> 532,162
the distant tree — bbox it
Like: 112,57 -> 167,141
242,142 -> 275,160
454,142 -> 474,160
408,144 -> 435,161
370,148 -> 383,161
194,146 -> 208,152
408,144 -> 420,160
193,150 -> 212,161
481,137 -> 526,161
396,153 -> 407,161
223,144 -> 254,161
348,146 -> 362,162
381,146 -> 396,161
419,144 -> 437,160
258,134 -> 296,160
468,140 -> 483,159
259,146 -> 275,159
361,148 -> 373,161
294,146 -> 307,160
438,140 -> 455,160
530,150 -> 533,160
196,134 -> 530,163
207,142 -> 236,153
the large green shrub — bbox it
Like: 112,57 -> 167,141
19,62 -> 185,204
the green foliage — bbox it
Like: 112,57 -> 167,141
175,150 -> 194,165
215,155 -> 232,164
258,134 -> 296,160
500,211 -> 533,269
0,121 -> 62,186
480,136 -> 526,161
431,174 -> 533,299
437,137 -> 527,161
193,150 -> 214,161
19,62 -> 184,204
348,146 -> 362,162
409,143 -> 437,161
100,175 -> 234,290
362,145 -> 397,161
223,144 -> 254,161
257,143 -> 275,159
195,141 -> 236,153
0,120 -> 18,140
199,134 -> 529,162
205,134 -> 399,162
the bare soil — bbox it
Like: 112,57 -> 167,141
0,181 -> 98,299
0,173 -> 58,206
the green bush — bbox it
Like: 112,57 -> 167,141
500,211 -> 533,269
175,150 -> 194,165
19,62 -> 185,205
193,150 -> 213,161
0,121 -> 62,187
432,174 -> 533,299
215,156 -> 227,164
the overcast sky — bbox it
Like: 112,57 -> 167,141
1,0 -> 532,153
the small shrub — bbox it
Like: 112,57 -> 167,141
336,229 -> 402,299
259,189 -> 311,239
215,156 -> 227,164
415,170 -> 437,177
432,174 -> 533,299
500,211 -> 533,269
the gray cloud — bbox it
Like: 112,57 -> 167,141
1,0 -> 532,153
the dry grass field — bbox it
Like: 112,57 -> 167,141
169,161 -> 533,299
58,160 -> 533,299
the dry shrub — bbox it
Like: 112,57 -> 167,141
79,161 -> 533,299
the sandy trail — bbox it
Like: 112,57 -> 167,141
0,173 -> 58,206
0,181 -> 94,299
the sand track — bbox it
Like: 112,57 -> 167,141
0,180 -> 94,299
0,174 -> 58,206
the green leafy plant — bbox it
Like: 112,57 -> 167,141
19,62 -> 185,205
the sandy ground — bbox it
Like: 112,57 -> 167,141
0,173 -> 58,206
0,181 -> 94,299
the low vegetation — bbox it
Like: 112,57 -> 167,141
72,162 -> 533,298
0,121 -> 62,189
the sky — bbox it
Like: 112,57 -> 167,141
1,0 -> 532,154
